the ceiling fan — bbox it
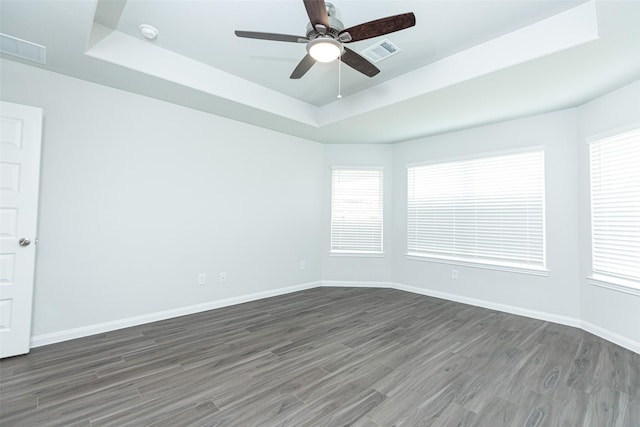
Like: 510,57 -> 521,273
235,0 -> 416,79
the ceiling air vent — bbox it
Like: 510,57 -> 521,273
361,39 -> 400,63
0,33 -> 46,64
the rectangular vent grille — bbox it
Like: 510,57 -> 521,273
361,39 -> 400,63
1,33 -> 46,64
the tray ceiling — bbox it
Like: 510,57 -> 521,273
1,0 -> 639,143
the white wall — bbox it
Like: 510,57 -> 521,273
321,144 -> 393,283
577,80 -> 640,347
319,99 -> 640,352
3,58 -> 638,353
391,110 -> 582,322
1,60 -> 324,341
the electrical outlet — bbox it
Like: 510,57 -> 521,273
197,273 -> 206,286
299,260 -> 306,270
219,272 -> 226,283
451,269 -> 459,280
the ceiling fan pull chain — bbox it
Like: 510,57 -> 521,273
337,54 -> 342,99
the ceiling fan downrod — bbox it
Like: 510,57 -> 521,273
234,0 -> 415,79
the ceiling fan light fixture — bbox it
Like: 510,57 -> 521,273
307,38 -> 342,63
234,1 -> 415,78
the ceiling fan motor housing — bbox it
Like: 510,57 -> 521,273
234,0 -> 416,78
305,2 -> 345,40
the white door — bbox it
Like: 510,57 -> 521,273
0,101 -> 42,358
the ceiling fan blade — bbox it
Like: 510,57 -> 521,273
303,0 -> 330,28
341,47 -> 379,77
235,31 -> 307,43
290,54 -> 316,79
340,13 -> 416,43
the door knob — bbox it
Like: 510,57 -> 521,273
19,238 -> 31,247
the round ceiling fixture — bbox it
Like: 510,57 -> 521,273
139,24 -> 158,40
307,38 -> 343,63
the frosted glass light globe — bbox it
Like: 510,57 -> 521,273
308,38 -> 342,63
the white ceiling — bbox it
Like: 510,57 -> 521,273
114,0 -> 585,106
1,0 -> 640,144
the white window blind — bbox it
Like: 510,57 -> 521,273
590,127 -> 640,285
407,150 -> 545,269
331,168 -> 383,253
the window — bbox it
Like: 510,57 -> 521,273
407,150 -> 545,271
331,168 -> 383,254
589,127 -> 640,287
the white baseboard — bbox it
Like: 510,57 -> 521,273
31,279 -> 639,355
580,321 -> 640,355
30,281 -> 320,348
320,280 -> 393,288
320,280 -> 638,354
391,282 -> 582,328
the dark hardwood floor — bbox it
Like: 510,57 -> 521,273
1,287 -> 638,426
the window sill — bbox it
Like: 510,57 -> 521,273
405,254 -> 549,277
330,251 -> 385,258
588,276 -> 640,297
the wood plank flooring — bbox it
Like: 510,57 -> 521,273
1,287 -> 638,426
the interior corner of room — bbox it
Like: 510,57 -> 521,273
0,0 -> 640,427
2,57 -> 638,354
1,1 -> 639,423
